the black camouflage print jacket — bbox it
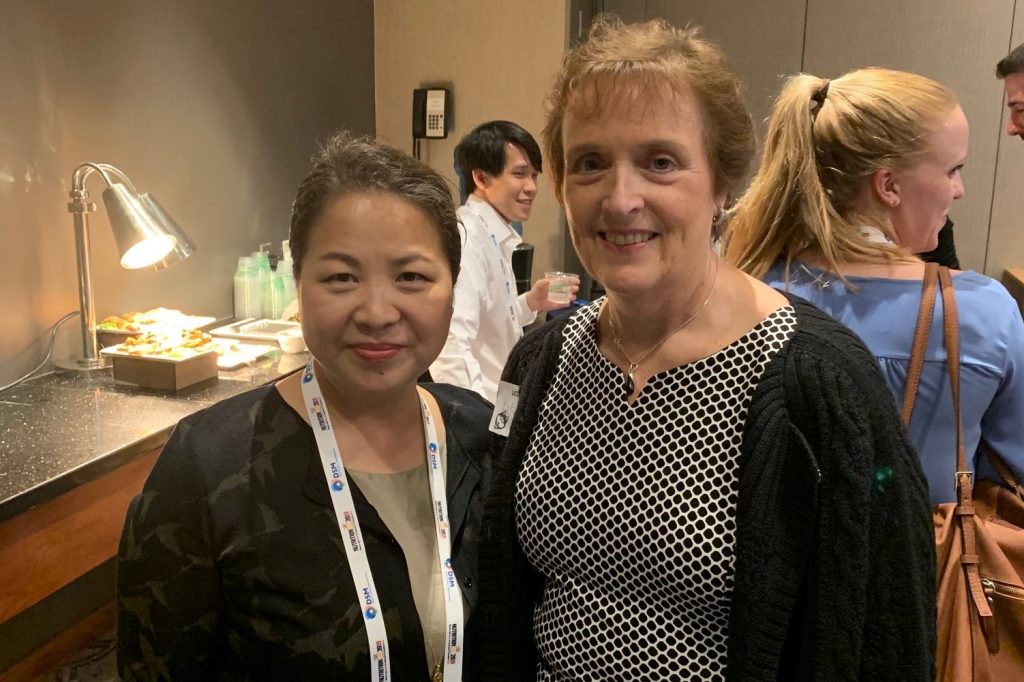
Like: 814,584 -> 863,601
117,382 -> 492,681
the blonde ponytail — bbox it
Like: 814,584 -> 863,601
726,75 -> 844,278
726,68 -> 957,280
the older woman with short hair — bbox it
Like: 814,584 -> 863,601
478,18 -> 934,681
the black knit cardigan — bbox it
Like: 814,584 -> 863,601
477,297 -> 935,681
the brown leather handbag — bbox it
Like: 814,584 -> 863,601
902,263 -> 1024,681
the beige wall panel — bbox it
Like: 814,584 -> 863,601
803,0 -> 1016,274
374,0 -> 570,280
988,11 -> 1024,283
601,0 -> 648,24
0,1 -> 375,380
643,0 -> 807,151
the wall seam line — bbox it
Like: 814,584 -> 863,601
799,0 -> 810,71
984,0 -> 1019,274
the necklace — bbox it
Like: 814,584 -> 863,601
426,635 -> 442,682
607,258 -> 719,395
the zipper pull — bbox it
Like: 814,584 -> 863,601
982,577 -> 996,606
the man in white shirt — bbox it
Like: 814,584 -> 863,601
430,120 -> 577,402
998,42 -> 1024,141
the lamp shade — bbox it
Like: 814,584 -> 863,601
138,193 -> 196,270
101,183 -> 176,269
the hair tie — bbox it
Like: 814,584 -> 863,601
810,79 -> 831,120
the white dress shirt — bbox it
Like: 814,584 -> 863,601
430,195 -> 537,402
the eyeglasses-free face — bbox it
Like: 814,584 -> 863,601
297,191 -> 454,400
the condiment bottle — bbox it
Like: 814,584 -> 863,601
233,256 -> 260,320
253,248 -> 274,319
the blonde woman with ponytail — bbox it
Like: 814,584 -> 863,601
729,68 -> 1024,506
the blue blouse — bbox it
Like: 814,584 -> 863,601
764,262 -> 1024,504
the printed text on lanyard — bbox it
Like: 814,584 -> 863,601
300,362 -> 465,681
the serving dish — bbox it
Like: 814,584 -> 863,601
214,341 -> 278,370
99,329 -> 219,390
96,308 -> 217,334
96,308 -> 217,347
101,337 -> 276,371
101,346 -> 217,390
275,328 -> 306,354
209,318 -> 302,343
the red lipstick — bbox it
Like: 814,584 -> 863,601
350,343 -> 403,361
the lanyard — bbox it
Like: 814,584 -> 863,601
488,231 -> 520,328
299,363 -> 465,681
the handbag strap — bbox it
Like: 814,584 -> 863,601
938,266 -> 967,478
900,264 -> 970,480
901,264 -> 996,646
901,263 -> 939,425
936,266 -> 999,648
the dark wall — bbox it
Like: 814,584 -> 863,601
0,0 -> 375,378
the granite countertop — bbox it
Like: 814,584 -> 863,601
0,351 -> 309,523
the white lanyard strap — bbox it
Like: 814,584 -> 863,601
487,229 -> 520,328
300,363 -> 464,681
420,391 -> 466,681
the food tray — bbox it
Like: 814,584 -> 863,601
96,310 -> 217,333
214,341 -> 278,370
100,346 -> 218,390
96,312 -> 218,347
97,317 -> 217,334
100,345 -> 217,363
102,341 -> 276,371
209,318 -> 302,343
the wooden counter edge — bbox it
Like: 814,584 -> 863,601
0,445 -> 162,624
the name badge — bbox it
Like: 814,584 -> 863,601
489,381 -> 519,436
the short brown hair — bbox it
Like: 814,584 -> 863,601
542,16 -> 755,205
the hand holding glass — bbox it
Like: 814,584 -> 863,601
545,271 -> 577,305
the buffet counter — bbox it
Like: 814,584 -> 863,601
0,350 -> 307,672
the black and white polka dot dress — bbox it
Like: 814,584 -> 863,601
515,299 -> 797,681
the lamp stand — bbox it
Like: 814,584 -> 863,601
57,164 -> 112,371
54,162 -> 190,372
